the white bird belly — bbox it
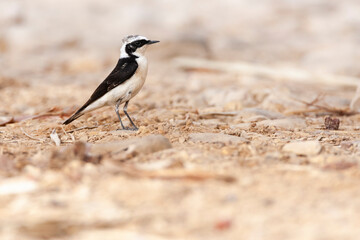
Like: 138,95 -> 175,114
107,72 -> 146,105
82,57 -> 148,113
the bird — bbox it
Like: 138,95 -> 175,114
63,35 -> 159,130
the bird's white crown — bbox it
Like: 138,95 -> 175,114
122,35 -> 148,44
120,35 -> 158,58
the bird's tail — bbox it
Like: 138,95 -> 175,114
63,110 -> 84,125
63,98 -> 96,125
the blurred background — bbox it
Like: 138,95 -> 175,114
2,1 -> 360,240
1,0 -> 360,81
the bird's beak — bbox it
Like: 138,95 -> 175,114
147,40 -> 160,45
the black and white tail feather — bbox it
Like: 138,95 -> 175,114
63,35 -> 159,130
63,111 -> 83,125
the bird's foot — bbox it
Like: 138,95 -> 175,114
117,126 -> 138,131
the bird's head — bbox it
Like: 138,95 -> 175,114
120,35 -> 159,58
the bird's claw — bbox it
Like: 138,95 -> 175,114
126,126 -> 138,131
117,126 -> 138,131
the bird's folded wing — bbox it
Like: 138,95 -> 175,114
78,58 -> 139,112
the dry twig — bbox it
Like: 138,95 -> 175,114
0,107 -> 77,127
20,128 -> 44,142
289,95 -> 356,116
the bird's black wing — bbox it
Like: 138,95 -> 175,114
80,58 -> 138,110
89,57 -> 138,103
63,57 -> 138,125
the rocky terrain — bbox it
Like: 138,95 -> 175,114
1,0 -> 360,239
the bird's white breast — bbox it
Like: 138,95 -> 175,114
82,56 -> 148,113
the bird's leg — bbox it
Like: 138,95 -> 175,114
123,101 -> 138,131
115,100 -> 125,130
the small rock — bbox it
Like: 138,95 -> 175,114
189,133 -> 247,144
283,141 -> 322,156
238,108 -> 284,120
324,116 -> 340,130
49,141 -> 100,169
257,118 -> 307,130
91,135 -> 172,157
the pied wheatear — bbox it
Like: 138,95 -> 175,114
63,35 -> 159,130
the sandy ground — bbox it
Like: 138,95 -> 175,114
1,1 -> 360,239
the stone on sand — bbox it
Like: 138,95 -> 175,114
282,141 -> 322,156
257,118 -> 307,130
238,108 -> 284,120
91,135 -> 172,156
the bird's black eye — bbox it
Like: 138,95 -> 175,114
135,41 -> 141,46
